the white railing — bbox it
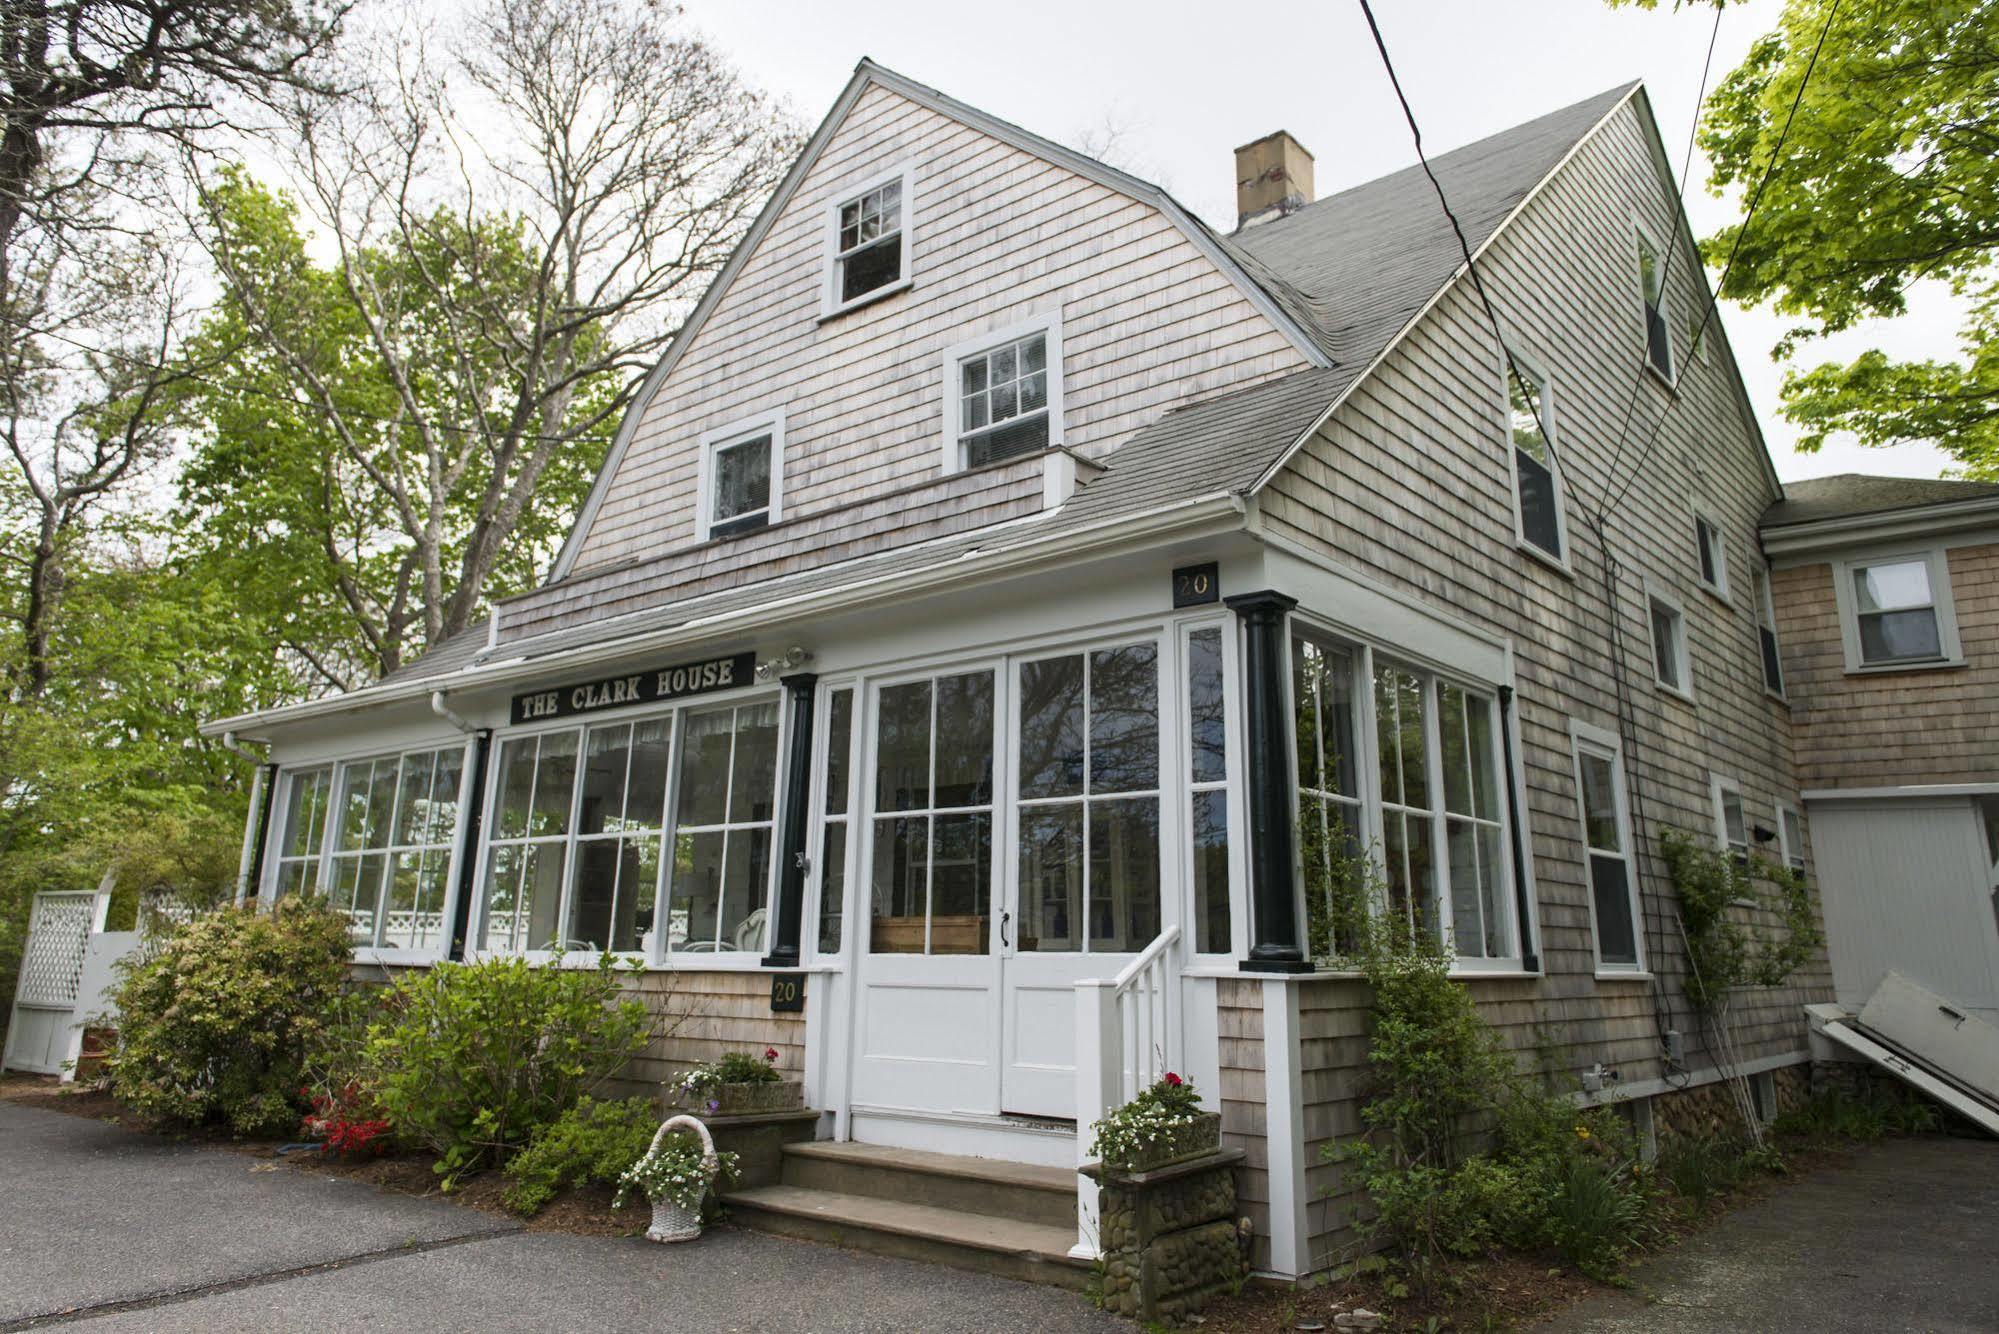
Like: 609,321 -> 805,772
1071,923 -> 1181,1259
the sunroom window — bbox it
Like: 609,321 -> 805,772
1294,633 -> 1363,955
816,687 -> 855,955
958,331 -> 1050,468
478,700 -> 779,957
1187,627 -> 1232,955
280,747 -> 464,952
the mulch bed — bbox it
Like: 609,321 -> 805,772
1194,1254 -> 1598,1332
0,1074 -> 644,1237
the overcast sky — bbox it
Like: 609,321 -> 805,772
685,0 -> 1959,484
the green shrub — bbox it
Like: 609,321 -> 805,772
1773,1087 -> 1938,1143
1660,1132 -> 1751,1211
502,1096 -> 661,1216
1542,1154 -> 1652,1278
108,899 -> 353,1137
363,954 -> 654,1184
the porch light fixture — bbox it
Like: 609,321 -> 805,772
755,647 -> 812,682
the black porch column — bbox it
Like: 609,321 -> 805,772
763,672 -> 818,968
1225,590 -> 1310,973
446,730 -> 492,961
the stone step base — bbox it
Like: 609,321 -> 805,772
778,1140 -> 1078,1228
723,1184 -> 1092,1289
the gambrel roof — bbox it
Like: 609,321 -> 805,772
207,73 -> 1663,727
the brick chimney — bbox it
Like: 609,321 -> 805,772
1234,131 -> 1314,230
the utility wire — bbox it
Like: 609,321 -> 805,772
1593,0 -> 1725,514
1599,0 -> 1843,518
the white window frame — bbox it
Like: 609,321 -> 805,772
469,687 -> 786,968
1710,773 -> 1749,861
1181,617 -> 1246,959
806,679 -> 862,964
820,161 -> 914,319
1753,563 -> 1787,701
1501,343 -> 1570,572
266,744 -> 476,965
1286,616 -> 1523,971
1830,546 -> 1964,673
1635,219 -> 1675,382
1775,801 -> 1806,875
1692,506 -> 1730,603
1570,719 -> 1645,975
939,314 -> 1064,475
1646,584 -> 1693,702
695,409 -> 785,542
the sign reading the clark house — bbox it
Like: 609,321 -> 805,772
511,651 -> 757,725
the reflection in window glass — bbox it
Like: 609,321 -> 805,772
273,767 -> 332,899
1016,643 -> 1161,954
1376,663 -> 1437,940
1439,683 -> 1506,959
1577,744 -> 1639,968
1187,628 -> 1230,954
319,747 -> 464,951
671,702 -> 780,954
567,718 -> 670,953
1852,559 -> 1942,663
1294,634 -> 1362,957
818,689 -> 853,955
869,673 -> 995,956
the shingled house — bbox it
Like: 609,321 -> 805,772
204,63 -> 1834,1279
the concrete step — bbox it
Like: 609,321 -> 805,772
778,1140 -> 1078,1229
722,1184 -> 1091,1290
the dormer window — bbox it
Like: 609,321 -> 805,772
698,411 -> 784,541
940,318 -> 1064,473
823,164 -> 913,316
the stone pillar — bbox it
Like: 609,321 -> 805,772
763,673 -> 817,968
1225,590 -> 1308,973
1089,1148 -> 1247,1321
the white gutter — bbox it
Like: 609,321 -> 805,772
1760,493 -> 1999,557
203,493 -> 1246,738
430,691 -> 477,734
219,730 -> 265,764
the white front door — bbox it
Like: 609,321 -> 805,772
849,633 -> 1177,1125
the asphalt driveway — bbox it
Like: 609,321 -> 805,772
0,1101 -> 1119,1332
1538,1136 -> 1999,1334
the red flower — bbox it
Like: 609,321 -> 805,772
764,1047 -> 779,1063
1163,1072 -> 1183,1087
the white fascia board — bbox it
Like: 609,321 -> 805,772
549,58 -> 1328,583
203,493 -> 1246,739
1803,783 -> 1999,802
1245,83 -> 1641,496
1760,500 -> 1999,560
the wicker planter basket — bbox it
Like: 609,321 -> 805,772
642,1115 -> 720,1245
1104,1111 -> 1223,1174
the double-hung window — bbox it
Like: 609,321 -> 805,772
824,166 -> 912,313
478,700 -> 779,958
1711,774 -> 1749,863
1637,226 -> 1673,379
1776,804 -> 1807,877
1694,511 -> 1729,600
1572,723 -> 1641,971
1649,589 -> 1691,698
272,747 -> 465,953
699,414 -> 783,541
1753,566 -> 1785,696
1836,550 -> 1959,670
1506,353 -> 1564,562
945,322 -> 1060,471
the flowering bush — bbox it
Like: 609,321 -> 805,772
502,1096 -> 659,1216
303,1081 -> 393,1158
1087,1072 -> 1207,1167
613,1130 -> 740,1212
673,1047 -> 781,1108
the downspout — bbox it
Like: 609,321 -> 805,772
1494,688 -> 1540,974
222,732 -> 277,908
432,692 -> 490,963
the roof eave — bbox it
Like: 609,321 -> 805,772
1759,492 -> 1999,556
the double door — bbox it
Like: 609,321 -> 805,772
850,636 -> 1172,1121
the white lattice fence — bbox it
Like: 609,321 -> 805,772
5,886 -> 111,1078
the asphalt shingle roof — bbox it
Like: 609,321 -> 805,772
1761,473 -> 1999,528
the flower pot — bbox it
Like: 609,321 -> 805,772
1106,1111 -> 1223,1174
693,1080 -> 804,1116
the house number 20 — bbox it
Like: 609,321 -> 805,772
1172,562 -> 1220,608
